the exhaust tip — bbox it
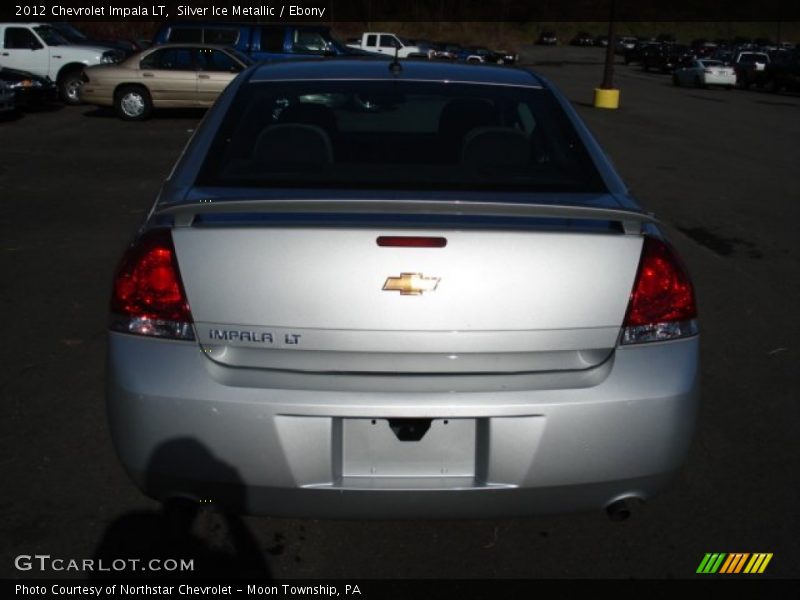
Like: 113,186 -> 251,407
606,499 -> 632,522
605,496 -> 644,522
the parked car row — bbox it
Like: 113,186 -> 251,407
568,33 -> 642,49
80,23 -> 520,120
1,20 -> 521,121
4,20 -> 798,123
432,42 -> 518,65
344,32 -> 518,65
619,36 -> 800,93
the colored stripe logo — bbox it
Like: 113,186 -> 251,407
696,553 -> 773,574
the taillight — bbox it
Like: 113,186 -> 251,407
621,237 -> 698,345
109,229 -> 194,340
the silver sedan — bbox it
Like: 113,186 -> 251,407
106,59 -> 699,519
673,58 -> 736,88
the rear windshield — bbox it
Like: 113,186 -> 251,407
197,80 -> 606,193
740,53 -> 769,63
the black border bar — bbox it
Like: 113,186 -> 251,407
3,1 -> 800,22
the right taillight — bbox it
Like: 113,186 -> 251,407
621,236 -> 698,345
109,228 -> 195,340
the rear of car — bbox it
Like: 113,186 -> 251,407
538,31 -> 558,46
700,60 -> 736,86
106,61 -> 699,518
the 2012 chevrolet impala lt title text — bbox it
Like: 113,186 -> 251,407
106,57 -> 699,519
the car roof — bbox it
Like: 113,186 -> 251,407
160,21 -> 329,30
247,58 -> 545,88
145,43 -> 237,51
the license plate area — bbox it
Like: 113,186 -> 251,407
340,418 -> 476,478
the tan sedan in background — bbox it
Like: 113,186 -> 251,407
79,43 -> 253,120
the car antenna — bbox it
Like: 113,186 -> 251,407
389,46 -> 402,75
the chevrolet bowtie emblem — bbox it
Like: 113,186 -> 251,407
382,273 -> 441,295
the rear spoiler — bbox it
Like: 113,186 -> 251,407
157,199 -> 657,235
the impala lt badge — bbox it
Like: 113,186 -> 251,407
383,273 -> 440,295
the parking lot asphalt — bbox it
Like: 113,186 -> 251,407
2,46 -> 799,579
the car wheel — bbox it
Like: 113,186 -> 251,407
672,74 -> 681,87
766,79 -> 780,93
115,85 -> 152,121
59,72 -> 85,105
694,76 -> 704,88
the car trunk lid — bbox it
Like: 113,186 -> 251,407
164,199 -> 651,374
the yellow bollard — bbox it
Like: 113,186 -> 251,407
593,88 -> 620,109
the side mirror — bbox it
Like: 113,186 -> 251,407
29,40 -> 43,50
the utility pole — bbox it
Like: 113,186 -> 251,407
600,0 -> 617,89
593,0 -> 620,109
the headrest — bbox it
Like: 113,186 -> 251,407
461,127 -> 530,168
253,124 -> 333,170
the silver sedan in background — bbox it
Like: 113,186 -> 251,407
673,58 -> 736,88
106,59 -> 699,520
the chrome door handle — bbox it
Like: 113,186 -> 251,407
1,52 -> 8,56
198,74 -> 210,79
142,72 -> 154,77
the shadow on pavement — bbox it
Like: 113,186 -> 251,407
91,438 -> 271,580
82,107 -> 206,120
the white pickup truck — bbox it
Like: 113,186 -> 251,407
0,22 -> 121,104
346,33 -> 430,59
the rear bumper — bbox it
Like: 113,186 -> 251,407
106,332 -> 699,518
704,73 -> 736,86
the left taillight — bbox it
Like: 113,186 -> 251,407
109,229 -> 195,340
